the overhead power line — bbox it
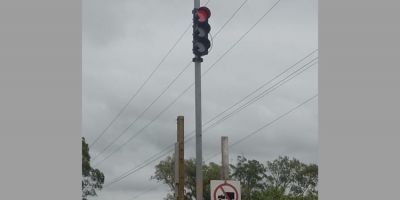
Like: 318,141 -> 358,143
91,61 -> 192,161
102,55 -> 318,187
95,52 -> 317,170
89,20 -> 191,149
92,0 -> 250,160
94,48 -> 316,167
89,0 -> 215,149
88,0 -> 218,149
201,49 -> 317,127
205,94 -> 318,161
213,0 -> 250,38
127,186 -> 160,200
93,0 -> 282,165
128,94 -> 318,200
178,57 -> 318,151
176,58 -> 318,157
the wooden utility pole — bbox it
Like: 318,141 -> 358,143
177,116 -> 185,200
221,136 -> 229,180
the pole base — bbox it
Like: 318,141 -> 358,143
192,57 -> 203,62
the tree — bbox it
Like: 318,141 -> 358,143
82,137 -> 105,200
231,156 -> 267,200
152,155 -> 318,200
265,156 -> 318,198
231,156 -> 318,200
290,163 -> 318,197
151,155 -> 176,200
265,156 -> 294,190
151,156 -> 221,200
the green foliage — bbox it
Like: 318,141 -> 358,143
151,155 -> 176,191
265,156 -> 294,189
265,156 -> 318,197
152,155 -> 318,200
203,162 -> 222,200
151,156 -> 221,200
184,159 -> 196,200
231,156 -> 267,200
82,137 -> 105,200
82,137 -> 91,177
252,186 -> 286,200
264,156 -> 318,199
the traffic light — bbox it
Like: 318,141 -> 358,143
193,6 -> 211,62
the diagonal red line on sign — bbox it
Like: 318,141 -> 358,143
219,185 -> 231,200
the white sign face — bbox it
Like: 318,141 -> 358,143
210,180 -> 241,200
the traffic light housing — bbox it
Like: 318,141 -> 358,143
193,7 -> 211,62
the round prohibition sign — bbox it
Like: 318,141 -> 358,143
213,181 -> 239,200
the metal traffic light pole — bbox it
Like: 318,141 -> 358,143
193,2 -> 211,200
193,0 -> 203,199
195,60 -> 203,200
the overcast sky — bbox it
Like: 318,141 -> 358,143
82,0 -> 318,199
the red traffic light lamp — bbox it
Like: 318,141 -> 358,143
196,7 -> 211,22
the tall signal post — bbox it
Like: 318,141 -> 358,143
192,1 -> 211,199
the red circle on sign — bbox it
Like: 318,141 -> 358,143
213,182 -> 239,200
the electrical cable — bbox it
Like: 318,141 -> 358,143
127,93 -> 318,200
102,56 -> 318,187
204,94 -> 318,161
91,61 -> 192,161
89,18 -> 192,149
92,0 -> 276,164
90,0 -> 214,149
95,51 -> 317,169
